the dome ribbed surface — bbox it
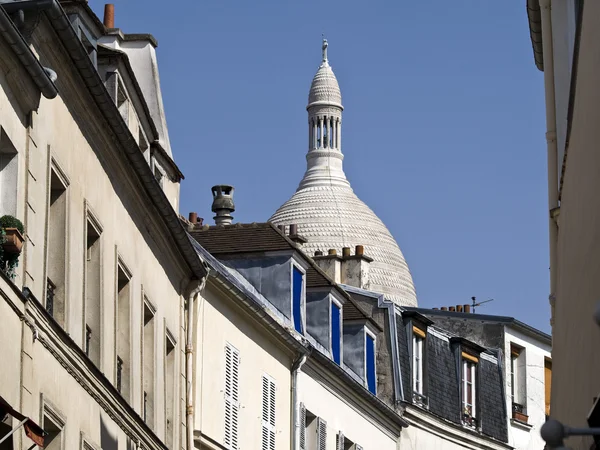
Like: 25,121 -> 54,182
308,63 -> 342,107
269,185 -> 417,306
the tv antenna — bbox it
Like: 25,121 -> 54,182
471,296 -> 494,314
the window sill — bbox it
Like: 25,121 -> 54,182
510,418 -> 533,431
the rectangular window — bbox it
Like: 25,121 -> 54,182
331,301 -> 341,364
224,343 -> 240,450
545,358 -> 552,419
303,408 -> 318,450
292,266 -> 304,334
261,374 -> 276,450
412,330 -> 425,397
116,263 -> 131,400
366,333 -> 376,394
510,344 -> 527,420
84,216 -> 102,366
142,300 -> 155,428
46,167 -> 68,327
165,334 -> 176,449
461,353 -> 478,427
42,405 -> 65,450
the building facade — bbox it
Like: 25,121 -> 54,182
0,1 -> 206,449
525,1 -> 600,448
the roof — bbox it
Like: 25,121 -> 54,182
405,307 -> 552,346
189,222 -> 377,327
526,0 -> 544,71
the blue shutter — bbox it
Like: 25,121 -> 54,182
366,334 -> 376,394
292,267 -> 304,333
331,303 -> 341,364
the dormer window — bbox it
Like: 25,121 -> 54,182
331,299 -> 342,364
461,352 -> 478,428
292,265 -> 305,334
412,326 -> 426,402
365,331 -> 376,394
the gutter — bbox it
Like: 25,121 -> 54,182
184,275 -> 208,450
0,1 -> 58,98
538,0 -> 559,330
41,0 -> 206,280
291,352 -> 310,450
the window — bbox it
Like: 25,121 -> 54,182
0,413 -> 13,450
116,262 -> 131,400
301,406 -> 319,450
0,129 -> 18,218
316,417 -> 326,450
331,301 -> 341,364
165,334 -> 176,449
412,326 -> 425,402
365,333 -> 376,394
545,358 -> 552,420
142,299 -> 155,428
510,344 -> 527,421
46,166 -> 68,327
42,402 -> 65,450
461,353 -> 478,427
224,343 -> 240,450
261,374 -> 276,450
292,266 -> 304,334
84,214 -> 102,366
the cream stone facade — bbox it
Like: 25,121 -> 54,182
0,1 -> 205,450
526,0 -> 600,448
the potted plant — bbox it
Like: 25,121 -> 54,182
0,215 -> 24,279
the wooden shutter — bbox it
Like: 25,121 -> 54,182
224,344 -> 240,450
544,359 -> 552,416
262,374 -> 276,450
316,417 -> 327,450
336,432 -> 344,450
299,403 -> 306,450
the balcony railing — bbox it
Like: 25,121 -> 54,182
413,392 -> 429,408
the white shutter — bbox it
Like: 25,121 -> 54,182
336,432 -> 344,450
299,403 -> 306,450
224,343 -> 240,450
316,417 -> 327,450
262,374 -> 276,450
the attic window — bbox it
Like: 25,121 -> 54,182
331,300 -> 342,364
292,265 -> 304,334
365,332 -> 376,394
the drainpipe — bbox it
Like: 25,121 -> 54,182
291,350 -> 310,450
185,274 -> 208,450
539,0 -> 559,329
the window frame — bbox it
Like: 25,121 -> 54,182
224,342 -> 241,450
461,352 -> 478,427
412,326 -> 426,399
330,296 -> 343,365
290,261 -> 306,335
365,329 -> 377,395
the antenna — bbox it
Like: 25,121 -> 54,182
471,296 -> 494,314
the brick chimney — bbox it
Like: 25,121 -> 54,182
103,4 -> 115,28
341,245 -> 372,290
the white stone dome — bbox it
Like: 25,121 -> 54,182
308,63 -> 342,109
269,39 -> 417,307
270,186 -> 417,306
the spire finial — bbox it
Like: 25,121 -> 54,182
321,35 -> 328,63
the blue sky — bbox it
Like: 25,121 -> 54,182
89,1 -> 550,332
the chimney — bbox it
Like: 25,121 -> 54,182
290,224 -> 298,235
441,307 -> 448,311
341,244 -> 373,290
449,306 -> 456,312
211,185 -> 235,225
456,305 -> 463,313
287,223 -> 307,245
189,212 -> 198,224
463,304 -> 471,313
313,248 -> 342,283
103,4 -> 115,28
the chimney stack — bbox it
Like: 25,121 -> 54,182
340,244 -> 373,291
313,249 -> 342,283
189,212 -> 198,224
211,185 -> 235,225
289,224 -> 298,236
463,304 -> 471,313
103,4 -> 115,28
456,305 -> 463,313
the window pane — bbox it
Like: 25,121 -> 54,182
292,267 -> 303,333
366,335 -> 376,394
331,303 -> 341,364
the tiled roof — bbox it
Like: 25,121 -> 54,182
189,223 -> 294,255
